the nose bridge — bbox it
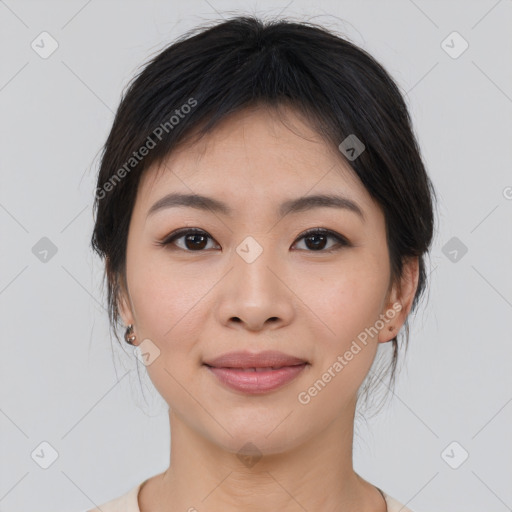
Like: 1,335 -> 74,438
214,233 -> 294,330
233,233 -> 282,298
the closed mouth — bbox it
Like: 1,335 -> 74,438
204,364 -> 307,371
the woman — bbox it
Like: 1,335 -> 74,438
89,15 -> 436,512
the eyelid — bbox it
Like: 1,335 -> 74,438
295,227 -> 351,247
157,227 -> 219,249
156,227 -> 351,251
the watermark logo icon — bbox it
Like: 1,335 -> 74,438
441,441 -> 469,469
442,236 -> 468,263
441,31 -> 469,59
237,442 -> 263,468
338,134 -> 365,161
31,441 -> 59,469
32,237 -> 58,263
134,338 -> 161,366
236,236 -> 263,264
31,32 -> 59,59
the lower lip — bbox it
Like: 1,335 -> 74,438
205,363 -> 308,394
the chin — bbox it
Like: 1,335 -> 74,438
206,419 -> 305,460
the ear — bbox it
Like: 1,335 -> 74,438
378,256 -> 420,344
117,274 -> 135,327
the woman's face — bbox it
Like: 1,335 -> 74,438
119,106 -> 416,455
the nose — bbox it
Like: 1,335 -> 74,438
214,242 -> 295,333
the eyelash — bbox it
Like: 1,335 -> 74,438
156,227 -> 351,253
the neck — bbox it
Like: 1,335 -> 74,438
139,406 -> 386,512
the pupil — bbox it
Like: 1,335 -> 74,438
307,234 -> 326,250
183,233 -> 328,251
186,234 -> 207,250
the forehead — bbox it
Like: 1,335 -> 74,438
136,106 -> 377,217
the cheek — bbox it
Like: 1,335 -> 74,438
295,269 -> 387,416
128,253 -> 206,338
126,263 -> 205,407
296,258 -> 389,402
307,258 -> 389,344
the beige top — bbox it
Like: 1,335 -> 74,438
86,480 -> 416,512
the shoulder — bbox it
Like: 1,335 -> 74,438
380,489 -> 417,512
84,480 -> 143,512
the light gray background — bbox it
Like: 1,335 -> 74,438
1,1 -> 511,511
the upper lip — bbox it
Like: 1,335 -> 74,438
203,350 -> 308,369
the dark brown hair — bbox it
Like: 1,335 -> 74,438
90,15 -> 437,411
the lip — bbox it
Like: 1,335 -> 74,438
205,364 -> 308,394
203,350 -> 308,369
203,350 -> 309,394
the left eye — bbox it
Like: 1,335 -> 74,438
157,228 -> 350,252
293,228 -> 350,251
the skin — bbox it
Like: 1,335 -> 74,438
116,105 -> 419,512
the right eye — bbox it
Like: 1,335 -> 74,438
156,228 -> 220,252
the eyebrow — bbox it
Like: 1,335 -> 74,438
146,192 -> 365,221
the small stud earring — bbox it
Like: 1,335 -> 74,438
124,324 -> 137,345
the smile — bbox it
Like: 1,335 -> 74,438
204,363 -> 308,394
